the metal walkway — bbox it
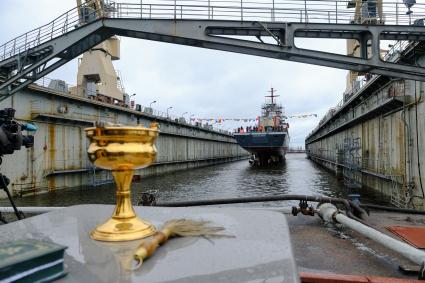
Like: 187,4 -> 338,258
1,0 -> 425,101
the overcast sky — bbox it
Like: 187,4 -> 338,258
0,0 -> 349,147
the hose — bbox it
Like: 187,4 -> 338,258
318,203 -> 425,265
155,194 -> 369,222
361,203 -> 425,215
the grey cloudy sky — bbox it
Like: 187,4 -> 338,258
0,0 -> 349,147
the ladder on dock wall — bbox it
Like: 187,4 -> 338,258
2,1 -> 425,101
343,137 -> 362,190
390,174 -> 408,208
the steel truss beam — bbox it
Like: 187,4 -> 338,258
0,21 -> 110,101
1,19 -> 425,101
106,20 -> 425,80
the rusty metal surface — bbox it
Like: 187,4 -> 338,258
387,226 -> 425,249
305,76 -> 425,210
0,85 -> 248,198
300,272 -> 423,283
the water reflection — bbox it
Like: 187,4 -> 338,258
3,154 -> 388,207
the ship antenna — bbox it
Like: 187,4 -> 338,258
266,87 -> 279,104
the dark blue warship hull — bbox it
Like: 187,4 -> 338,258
234,132 -> 288,165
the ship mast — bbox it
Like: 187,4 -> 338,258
266,88 -> 279,104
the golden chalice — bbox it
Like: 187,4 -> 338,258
85,122 -> 159,242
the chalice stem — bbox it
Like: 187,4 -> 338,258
112,169 -> 136,219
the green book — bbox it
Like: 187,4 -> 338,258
0,239 -> 67,283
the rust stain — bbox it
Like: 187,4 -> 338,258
48,124 -> 56,191
395,117 -> 405,176
30,147 -> 36,194
369,120 -> 375,158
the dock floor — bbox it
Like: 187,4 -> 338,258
288,210 -> 425,279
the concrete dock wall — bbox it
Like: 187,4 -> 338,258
0,84 -> 248,197
306,62 -> 425,210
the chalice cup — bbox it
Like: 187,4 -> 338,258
85,122 -> 159,241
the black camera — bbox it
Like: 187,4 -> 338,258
0,108 -> 36,223
0,108 -> 35,160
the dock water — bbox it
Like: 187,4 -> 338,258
1,154 -> 388,208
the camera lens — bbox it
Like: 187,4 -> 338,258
22,136 -> 34,148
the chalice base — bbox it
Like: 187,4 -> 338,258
90,216 -> 156,242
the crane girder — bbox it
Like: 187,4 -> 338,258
1,18 -> 425,100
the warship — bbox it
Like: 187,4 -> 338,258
234,88 -> 290,165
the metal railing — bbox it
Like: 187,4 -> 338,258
1,0 -> 425,62
11,182 -> 48,197
49,158 -> 93,173
32,76 -> 233,135
0,2 -> 101,61
34,76 -> 178,117
361,158 -> 404,178
384,40 -> 415,62
362,158 -> 389,174
110,0 -> 425,25
308,78 -> 405,141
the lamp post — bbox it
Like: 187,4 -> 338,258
167,106 -> 173,118
190,114 -> 195,125
181,112 -> 188,123
150,100 -> 157,108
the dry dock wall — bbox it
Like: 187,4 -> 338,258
0,84 -> 248,198
306,49 -> 425,210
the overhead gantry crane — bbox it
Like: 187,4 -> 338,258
345,0 -> 385,93
71,0 -> 127,105
0,0 -> 425,101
